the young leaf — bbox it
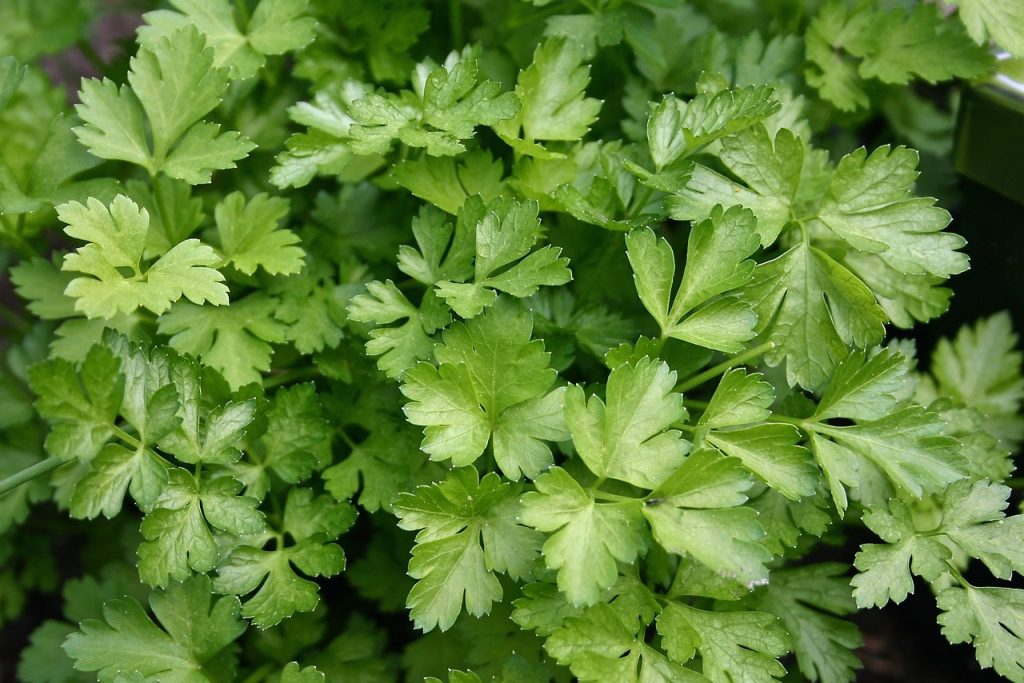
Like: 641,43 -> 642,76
401,301 -> 567,480
496,37 -> 602,148
75,26 -> 254,183
59,195 -> 228,319
394,468 -> 542,631
521,467 -> 647,607
140,0 -> 317,79
434,196 -> 572,318
215,192 -> 304,276
565,356 -> 688,489
626,205 -> 759,352
214,488 -> 356,628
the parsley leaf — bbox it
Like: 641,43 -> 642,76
658,601 -> 791,682
158,294 -> 287,389
853,479 -> 1024,608
434,196 -> 572,318
138,468 -> 265,586
521,467 -> 647,606
496,37 -> 602,151
955,0 -> 1024,58
937,585 -> 1024,681
140,0 -> 317,79
214,488 -> 356,628
59,195 -> 228,319
214,192 -> 304,276
75,26 -> 254,183
626,205 -> 759,352
401,301 -> 567,480
394,468 -> 541,631
565,356 -> 688,489
63,575 -> 246,682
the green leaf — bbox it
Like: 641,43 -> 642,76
270,258 -> 351,355
63,575 -> 246,683
956,0 -> 1024,57
818,146 -> 967,282
704,425 -> 818,501
545,602 -> 700,682
806,1 -> 991,110
214,488 -> 355,628
642,86 -> 779,172
158,294 -> 287,389
698,369 -> 774,429
29,344 -> 124,461
937,585 -> 1024,681
75,26 -> 254,182
349,283 -> 449,379
814,348 -> 912,422
626,205 -> 759,352
138,469 -> 265,587
214,192 -> 304,276
401,301 -> 567,480
750,564 -> 862,683
391,150 -> 505,214
670,126 -> 804,247
394,468 -> 541,630
853,479 -> 1024,608
923,312 -> 1024,448
521,467 -> 647,606
657,602 -> 791,683
140,0 -> 316,79
643,450 -> 771,587
497,37 -> 602,146
59,195 -> 228,319
741,241 -> 886,390
810,404 -> 965,505
565,356 -> 688,489
435,196 -> 572,318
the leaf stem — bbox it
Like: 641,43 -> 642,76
449,0 -> 464,47
0,455 -> 71,496
592,489 -> 642,504
263,365 -> 320,390
675,341 -> 774,394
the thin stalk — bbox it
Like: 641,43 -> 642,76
0,456 -> 70,497
592,489 -> 643,504
675,341 -> 774,394
449,0 -> 464,47
263,365 -> 321,390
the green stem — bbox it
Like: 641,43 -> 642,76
449,0 -> 464,47
766,413 -> 810,429
592,489 -> 642,504
682,398 -> 709,409
262,365 -> 320,390
112,426 -> 174,467
236,0 -> 251,31
240,663 -> 275,683
0,456 -> 71,497
675,341 -> 774,394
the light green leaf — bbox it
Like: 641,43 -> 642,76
158,294 -> 287,389
565,356 -> 688,489
658,602 -> 791,683
521,467 -> 647,607
59,195 -> 228,319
